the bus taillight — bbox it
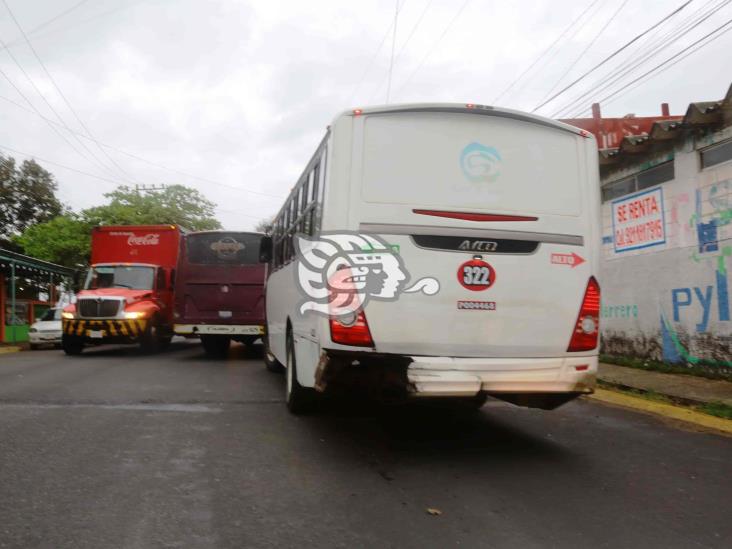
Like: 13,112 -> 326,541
330,310 -> 374,347
567,277 -> 600,352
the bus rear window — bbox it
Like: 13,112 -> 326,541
360,113 -> 583,216
186,233 -> 262,265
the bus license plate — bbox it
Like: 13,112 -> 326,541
88,330 -> 105,339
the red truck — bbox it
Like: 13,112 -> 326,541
173,231 -> 270,357
62,225 -> 184,355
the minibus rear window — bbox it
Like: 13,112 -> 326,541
186,233 -> 262,265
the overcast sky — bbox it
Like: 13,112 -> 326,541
1,0 -> 730,230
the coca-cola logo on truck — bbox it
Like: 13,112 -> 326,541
108,231 -> 161,246
127,234 -> 160,246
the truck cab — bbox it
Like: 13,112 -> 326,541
62,225 -> 184,355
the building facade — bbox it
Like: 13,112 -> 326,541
596,85 -> 732,368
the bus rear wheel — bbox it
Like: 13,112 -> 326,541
201,335 -> 230,358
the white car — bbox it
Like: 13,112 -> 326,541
29,308 -> 63,349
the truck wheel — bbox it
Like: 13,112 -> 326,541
158,335 -> 173,350
62,335 -> 84,356
201,335 -> 230,358
264,335 -> 284,373
140,320 -> 163,354
285,329 -> 316,414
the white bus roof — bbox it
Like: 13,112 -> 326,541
333,102 -> 590,138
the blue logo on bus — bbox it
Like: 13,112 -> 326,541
460,142 -> 501,183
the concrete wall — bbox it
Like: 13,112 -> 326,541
600,126 -> 732,368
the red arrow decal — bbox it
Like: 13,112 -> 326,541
551,252 -> 585,268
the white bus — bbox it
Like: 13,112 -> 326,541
264,103 -> 601,414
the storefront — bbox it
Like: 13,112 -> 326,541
0,248 -> 76,344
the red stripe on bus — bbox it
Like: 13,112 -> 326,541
412,210 -> 538,222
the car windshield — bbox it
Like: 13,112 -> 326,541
84,265 -> 154,290
40,309 -> 61,321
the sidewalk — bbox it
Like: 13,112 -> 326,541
598,362 -> 732,407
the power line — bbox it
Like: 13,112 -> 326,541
348,1 -> 409,104
2,0 -> 135,183
554,0 -> 723,117
0,146 -> 271,223
0,143 -> 120,186
554,0 -> 730,117
1,1 -> 139,55
491,0 -> 602,105
552,0 -> 715,117
538,0 -> 630,106
385,0 -> 400,103
0,58 -> 115,182
0,0 -> 90,51
0,34 -> 125,181
600,24 -> 732,111
531,0 -> 694,112
393,0 -> 471,99
368,0 -> 436,103
587,17 -> 732,109
0,93 -> 285,200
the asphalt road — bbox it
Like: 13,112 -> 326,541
0,341 -> 730,549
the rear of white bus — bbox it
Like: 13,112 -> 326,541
326,104 -> 600,409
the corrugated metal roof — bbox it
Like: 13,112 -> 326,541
596,82 -> 732,171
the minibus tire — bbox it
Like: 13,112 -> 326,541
62,335 -> 84,356
201,335 -> 230,358
285,330 -> 315,414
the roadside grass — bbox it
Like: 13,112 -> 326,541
597,380 -> 732,421
600,354 -> 732,381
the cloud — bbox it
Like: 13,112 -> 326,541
0,0 -> 729,230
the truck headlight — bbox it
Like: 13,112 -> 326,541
61,311 -> 75,319
124,311 -> 147,319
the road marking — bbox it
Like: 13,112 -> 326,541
588,388 -> 732,436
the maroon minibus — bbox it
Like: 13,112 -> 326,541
173,231 -> 270,357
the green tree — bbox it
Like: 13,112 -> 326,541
15,184 -> 222,268
15,214 -> 91,269
82,185 -> 221,231
0,154 -> 63,248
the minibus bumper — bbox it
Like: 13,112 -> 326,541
407,355 -> 597,399
174,324 -> 265,336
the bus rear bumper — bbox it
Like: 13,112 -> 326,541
407,356 -> 597,399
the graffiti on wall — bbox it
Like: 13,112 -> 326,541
661,178 -> 732,366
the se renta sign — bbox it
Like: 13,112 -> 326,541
611,187 -> 666,253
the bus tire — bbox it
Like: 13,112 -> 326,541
264,336 -> 284,373
285,329 -> 316,414
201,335 -> 230,358
62,335 -> 84,356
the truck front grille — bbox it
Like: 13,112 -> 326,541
78,298 -> 121,318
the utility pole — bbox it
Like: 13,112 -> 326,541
386,0 -> 399,104
135,184 -> 166,194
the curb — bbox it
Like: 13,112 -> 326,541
588,388 -> 732,436
596,378 -> 713,407
0,346 -> 22,355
